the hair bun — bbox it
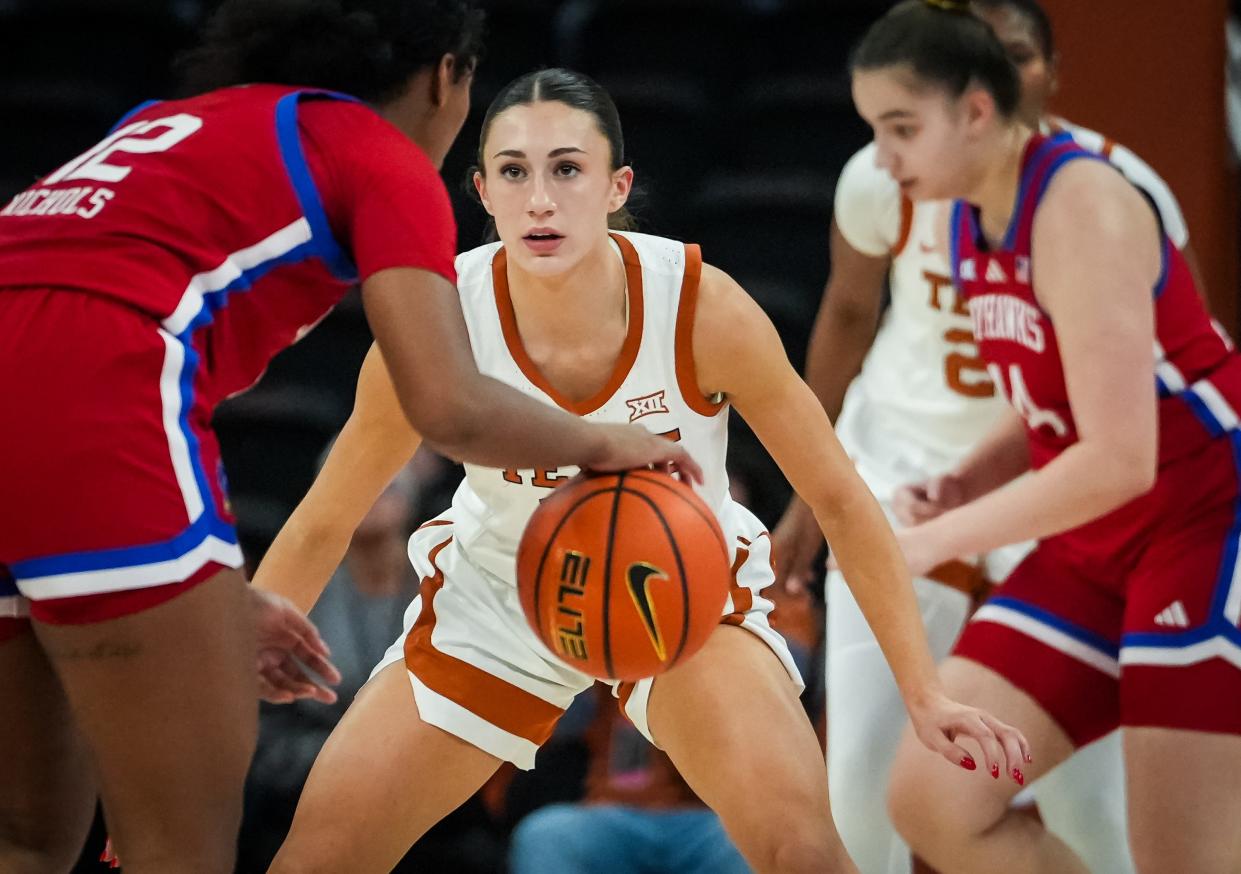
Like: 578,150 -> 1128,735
923,0 -> 971,11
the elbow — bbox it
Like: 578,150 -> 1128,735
817,297 -> 878,340
799,482 -> 858,532
405,397 -> 483,460
1102,447 -> 1157,505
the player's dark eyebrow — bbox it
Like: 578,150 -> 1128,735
492,147 -> 588,159
878,109 -> 915,121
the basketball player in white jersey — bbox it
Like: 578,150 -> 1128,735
773,2 -> 1192,872
252,68 -> 1029,874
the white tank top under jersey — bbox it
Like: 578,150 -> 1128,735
831,119 -> 1189,502
446,231 -> 761,584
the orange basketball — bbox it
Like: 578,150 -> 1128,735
517,469 -> 731,682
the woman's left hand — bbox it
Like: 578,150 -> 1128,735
907,688 -> 1032,785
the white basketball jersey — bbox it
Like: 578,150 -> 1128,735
444,231 -> 760,584
832,126 -> 1188,502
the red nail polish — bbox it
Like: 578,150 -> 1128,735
990,763 -> 1000,779
960,755 -> 977,771
1012,768 -> 1025,786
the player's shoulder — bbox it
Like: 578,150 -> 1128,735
298,95 -> 420,156
838,142 -> 898,199
455,241 -> 505,294
611,230 -> 691,281
834,142 -> 906,257
696,261 -> 760,327
1036,158 -> 1155,255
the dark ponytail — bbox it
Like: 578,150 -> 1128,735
851,0 -> 1021,118
175,0 -> 485,105
475,68 -> 638,233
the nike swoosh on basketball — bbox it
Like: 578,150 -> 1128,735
626,562 -> 668,661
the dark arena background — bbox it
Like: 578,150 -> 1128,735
1,1 -> 1236,871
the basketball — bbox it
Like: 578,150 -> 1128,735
516,469 -> 732,682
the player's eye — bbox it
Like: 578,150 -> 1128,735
499,164 -> 526,179
554,162 -> 581,178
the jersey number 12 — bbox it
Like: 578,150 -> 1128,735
44,114 -> 203,185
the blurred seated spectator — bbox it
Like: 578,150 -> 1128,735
238,455 -> 421,869
508,683 -> 753,874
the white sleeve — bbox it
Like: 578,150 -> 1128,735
1105,143 -> 1190,249
1058,119 -> 1190,249
833,142 -> 903,257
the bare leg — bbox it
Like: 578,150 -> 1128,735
887,657 -> 1085,874
35,569 -> 256,874
1125,727 -> 1241,873
269,661 -> 503,874
0,625 -> 97,874
648,625 -> 854,874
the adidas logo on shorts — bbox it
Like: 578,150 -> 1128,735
1153,600 -> 1190,628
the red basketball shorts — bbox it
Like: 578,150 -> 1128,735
0,288 -> 243,626
955,434 -> 1241,742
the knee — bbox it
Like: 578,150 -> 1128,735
886,755 -> 993,857
886,756 -> 939,850
768,837 -> 853,874
738,813 -> 851,874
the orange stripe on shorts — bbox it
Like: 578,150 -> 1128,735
722,537 -> 757,626
403,537 -> 563,746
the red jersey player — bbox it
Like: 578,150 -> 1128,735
850,1 -> 1241,873
0,2 -> 698,872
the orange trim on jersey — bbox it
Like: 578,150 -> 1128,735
404,536 -> 563,746
416,518 -> 453,532
890,195 -> 915,257
491,233 -> 645,416
674,243 -> 727,417
1100,136 -> 1117,160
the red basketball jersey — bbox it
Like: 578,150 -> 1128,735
949,132 -> 1241,558
0,84 -> 457,405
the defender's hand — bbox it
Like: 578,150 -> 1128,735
250,587 -> 341,704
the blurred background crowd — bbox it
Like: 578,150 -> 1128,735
2,0 -> 1236,871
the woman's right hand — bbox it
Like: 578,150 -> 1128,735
586,423 -> 704,485
891,472 -> 969,527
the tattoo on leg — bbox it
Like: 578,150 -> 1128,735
47,640 -> 143,661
